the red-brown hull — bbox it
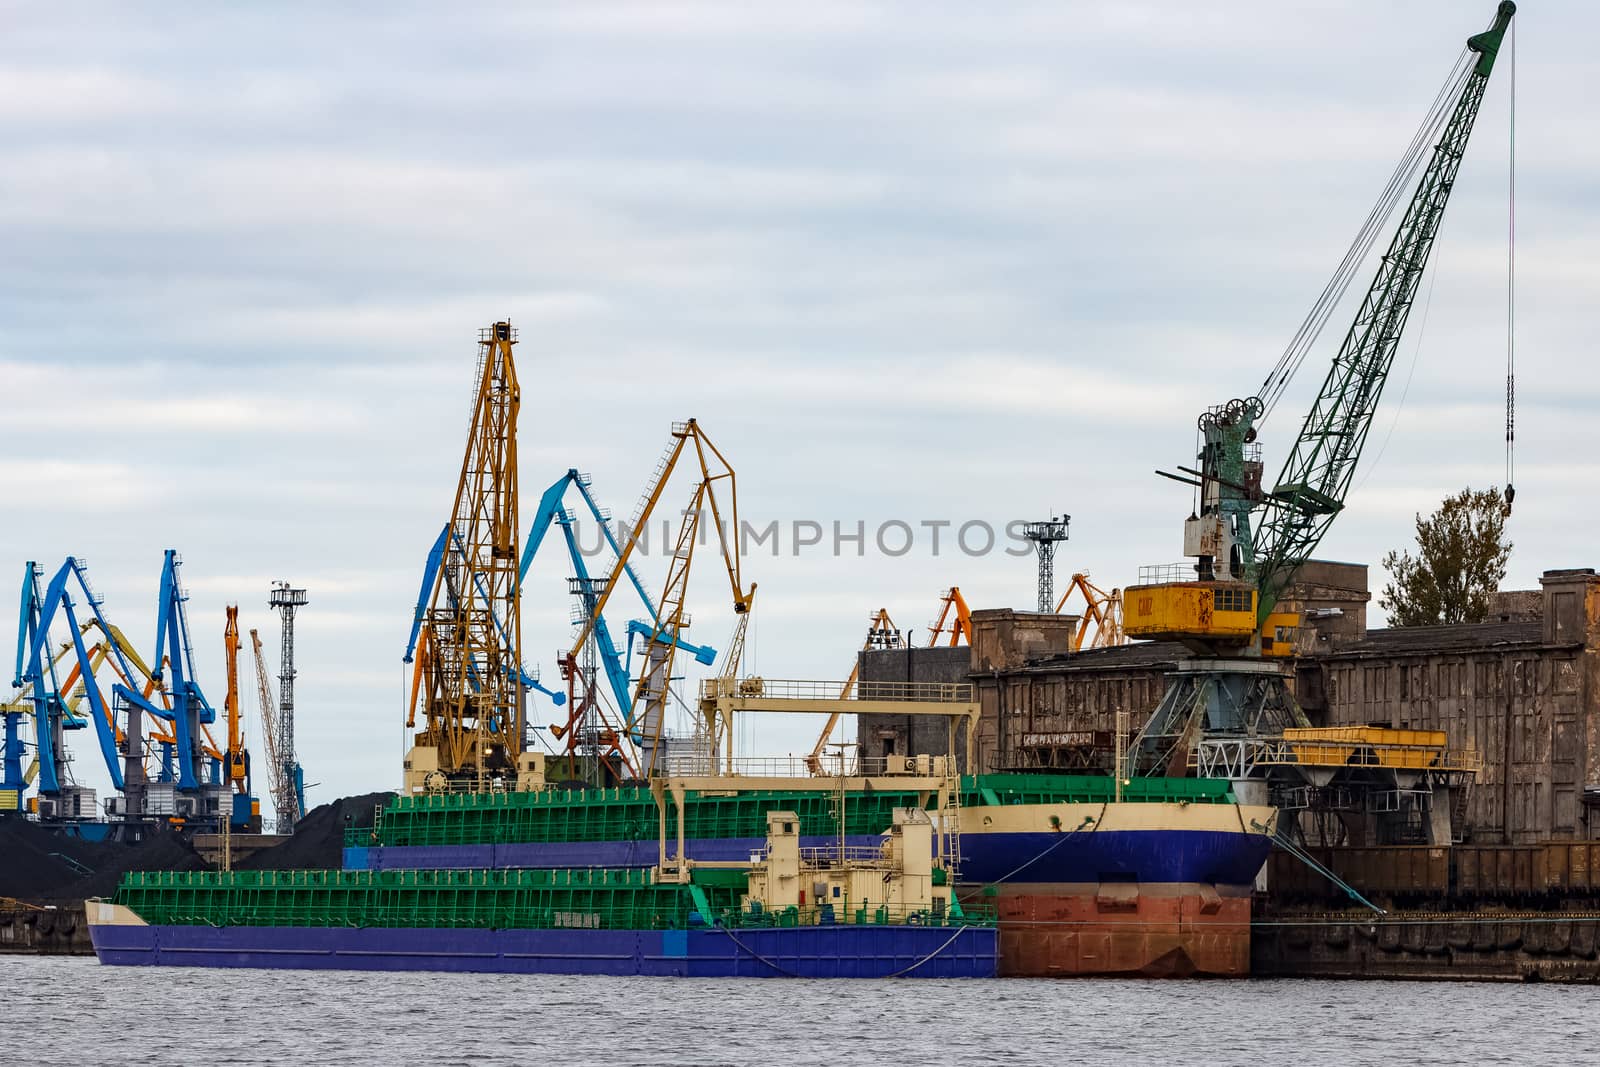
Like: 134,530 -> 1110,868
977,882 -> 1253,977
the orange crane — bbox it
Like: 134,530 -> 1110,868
1054,573 -> 1125,650
222,607 -> 248,792
926,588 -> 971,646
807,608 -> 904,774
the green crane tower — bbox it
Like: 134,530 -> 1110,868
1127,2 -> 1516,775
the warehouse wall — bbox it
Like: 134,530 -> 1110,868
957,566 -> 1600,843
1313,569 -> 1600,844
854,645 -> 974,769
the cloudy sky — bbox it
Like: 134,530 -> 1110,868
3,1 -> 1592,815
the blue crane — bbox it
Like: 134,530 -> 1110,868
403,525 -> 568,707
21,558 -> 149,796
518,470 -> 715,731
113,551 -> 218,793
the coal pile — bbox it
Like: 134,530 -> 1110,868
238,792 -> 392,871
0,816 -> 208,903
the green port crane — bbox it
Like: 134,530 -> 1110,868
1252,2 -> 1517,628
1127,2 -> 1516,772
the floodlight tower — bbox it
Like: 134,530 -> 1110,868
268,581 -> 308,826
1023,515 -> 1071,613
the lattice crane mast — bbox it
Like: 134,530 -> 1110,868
572,420 -> 754,777
403,321 -> 540,793
1128,3 -> 1516,769
250,628 -> 301,827
517,469 -> 715,783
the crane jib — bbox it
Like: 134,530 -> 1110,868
1250,1 -> 1515,626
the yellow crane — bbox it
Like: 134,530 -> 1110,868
807,608 -> 903,774
570,420 -> 754,776
1054,573 -> 1125,650
408,321 -> 525,790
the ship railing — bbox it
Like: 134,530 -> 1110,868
795,845 -> 890,865
697,677 -> 975,704
1134,562 -> 1197,586
654,754 -> 946,779
727,901 -> 996,929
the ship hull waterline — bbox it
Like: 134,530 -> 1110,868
87,909 -> 997,979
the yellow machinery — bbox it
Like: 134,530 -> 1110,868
1123,572 -> 1298,657
222,608 -> 248,791
1054,572 -> 1125,650
1279,726 -> 1471,771
742,809 -> 947,923
570,419 -> 755,777
407,321 -> 526,790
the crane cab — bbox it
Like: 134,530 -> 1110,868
1124,574 -> 1298,657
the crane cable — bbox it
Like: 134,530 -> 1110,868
1256,49 -> 1472,426
1504,21 -> 1517,513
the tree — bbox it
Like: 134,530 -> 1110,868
1379,487 -> 1512,627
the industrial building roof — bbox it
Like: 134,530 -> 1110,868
1323,620 -> 1552,657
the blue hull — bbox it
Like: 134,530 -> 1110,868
955,829 -> 1271,887
90,922 -> 996,978
348,829 -> 1270,888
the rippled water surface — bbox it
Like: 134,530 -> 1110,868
11,955 -> 1597,1066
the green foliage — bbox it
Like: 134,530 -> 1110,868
1379,487 -> 1512,627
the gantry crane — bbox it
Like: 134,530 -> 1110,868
925,588 -> 972,647
1055,573 -> 1124,650
22,558 -> 146,801
113,551 -> 220,801
572,420 -> 755,777
1128,3 -> 1516,773
15,553 -> 234,826
807,608 -> 905,774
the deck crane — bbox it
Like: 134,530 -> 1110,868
1127,3 -> 1516,773
572,420 -> 755,777
806,608 -> 905,775
251,628 -> 303,826
925,588 -> 972,646
1055,573 -> 1124,650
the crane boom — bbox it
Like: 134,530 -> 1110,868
1126,3 -> 1516,772
1252,1 -> 1516,623
1130,2 -> 1516,656
223,607 -> 247,792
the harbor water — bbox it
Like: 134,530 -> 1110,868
10,956 -> 1592,1065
